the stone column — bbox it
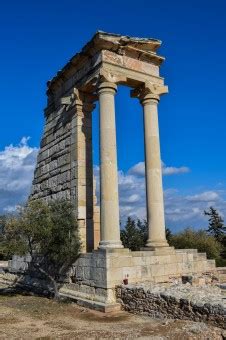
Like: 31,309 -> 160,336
132,83 -> 169,249
97,82 -> 123,249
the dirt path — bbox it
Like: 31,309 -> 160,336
0,292 -> 224,339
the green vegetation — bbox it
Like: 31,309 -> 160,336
169,228 -> 222,259
0,215 -> 7,260
120,217 -> 172,251
120,217 -> 148,251
204,206 -> 226,242
0,199 -> 81,298
120,206 -> 226,266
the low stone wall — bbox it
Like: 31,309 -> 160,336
116,283 -> 226,329
8,255 -> 32,273
0,271 -> 53,297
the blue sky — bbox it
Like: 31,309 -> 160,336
0,0 -> 226,231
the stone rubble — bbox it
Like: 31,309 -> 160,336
116,281 -> 226,329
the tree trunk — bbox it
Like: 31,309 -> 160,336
33,263 -> 59,299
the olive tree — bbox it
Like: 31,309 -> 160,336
2,199 -> 80,298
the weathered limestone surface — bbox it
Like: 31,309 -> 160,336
132,83 -> 169,249
116,282 -> 226,328
58,248 -> 217,309
98,82 -> 122,249
7,248 -> 219,314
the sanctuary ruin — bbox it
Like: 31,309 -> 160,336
29,32 -> 216,310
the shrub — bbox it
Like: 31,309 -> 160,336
169,228 -> 222,259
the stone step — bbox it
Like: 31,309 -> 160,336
206,259 -> 216,270
175,249 -> 198,254
59,291 -> 121,313
218,274 -> 226,283
214,267 -> 226,283
216,267 -> 226,283
216,267 -> 226,274
193,253 -> 207,260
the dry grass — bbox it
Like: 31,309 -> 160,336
0,290 -> 224,339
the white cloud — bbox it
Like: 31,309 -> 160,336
186,191 -> 220,202
162,165 -> 190,175
94,161 -> 226,231
0,139 -> 225,233
128,162 -> 145,176
0,137 -> 38,213
128,161 -> 190,176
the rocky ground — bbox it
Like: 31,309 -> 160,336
117,280 -> 226,329
0,290 -> 226,339
0,269 -> 225,339
122,280 -> 226,307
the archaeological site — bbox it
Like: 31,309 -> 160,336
5,32 -> 225,323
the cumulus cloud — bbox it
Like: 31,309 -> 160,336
128,161 -> 190,176
186,191 -> 220,202
1,138 -> 225,233
95,162 -> 226,231
0,137 -> 38,213
162,164 -> 190,175
128,162 -> 145,176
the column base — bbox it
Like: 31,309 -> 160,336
144,239 -> 170,250
98,240 -> 123,249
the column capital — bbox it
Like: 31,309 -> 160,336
72,88 -> 96,113
131,82 -> 168,104
97,82 -> 117,95
60,88 -> 96,112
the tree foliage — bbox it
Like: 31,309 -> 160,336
120,217 -> 147,250
0,215 -> 7,260
120,217 -> 172,250
204,206 -> 226,242
169,228 -> 222,259
1,199 -> 81,298
120,215 -> 222,262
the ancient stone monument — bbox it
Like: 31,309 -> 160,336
30,32 -> 216,310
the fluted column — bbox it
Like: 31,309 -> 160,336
97,82 -> 123,249
132,83 -> 169,249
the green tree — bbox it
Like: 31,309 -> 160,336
0,215 -> 7,260
121,218 -> 172,250
137,219 -> 148,247
169,228 -> 222,260
121,217 -> 141,250
166,227 -> 173,242
2,199 -> 81,298
0,215 -> 6,234
204,206 -> 226,243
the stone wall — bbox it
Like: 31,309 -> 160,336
116,283 -> 225,329
30,96 -> 100,252
58,248 -> 217,308
8,255 -> 32,273
31,104 -> 72,202
8,248 -> 218,311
